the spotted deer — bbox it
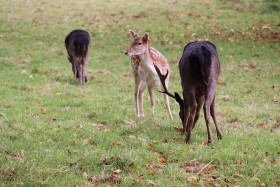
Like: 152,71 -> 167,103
125,30 -> 173,119
154,41 -> 223,143
65,30 -> 90,86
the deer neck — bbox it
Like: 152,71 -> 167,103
139,46 -> 157,76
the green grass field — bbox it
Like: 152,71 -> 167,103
1,0 -> 279,186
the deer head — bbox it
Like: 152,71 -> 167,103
125,30 -> 150,56
154,64 -> 184,124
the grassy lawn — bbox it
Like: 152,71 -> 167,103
0,0 -> 279,186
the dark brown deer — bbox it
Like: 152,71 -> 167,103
154,41 -> 223,143
65,30 -> 90,86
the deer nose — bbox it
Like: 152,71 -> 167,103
125,51 -> 128,55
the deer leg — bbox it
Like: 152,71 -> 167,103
83,53 -> 89,83
72,63 -> 77,79
210,96 -> 223,139
163,94 -> 173,120
192,96 -> 204,130
78,62 -> 83,87
203,101 -> 214,143
148,87 -> 155,117
138,82 -> 146,117
82,64 -> 86,86
185,94 -> 197,143
134,79 -> 141,117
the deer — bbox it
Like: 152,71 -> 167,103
154,41 -> 223,143
65,30 -> 90,86
125,30 -> 173,119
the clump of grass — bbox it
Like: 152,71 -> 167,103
261,1 -> 280,13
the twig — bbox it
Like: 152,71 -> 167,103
197,160 -> 213,175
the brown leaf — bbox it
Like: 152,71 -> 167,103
224,178 -> 231,183
246,90 -> 252,94
93,69 -> 109,74
173,126 -> 183,132
76,125 -> 83,131
123,72 -> 131,77
113,169 -> 122,174
128,162 -> 134,167
147,144 -> 155,150
218,95 -> 230,101
83,172 -> 88,179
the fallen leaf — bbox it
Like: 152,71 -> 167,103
113,169 -> 122,174
201,141 -> 207,145
158,157 -> 166,163
243,141 -> 249,146
98,124 -> 104,130
147,144 -> 155,150
128,162 -> 134,167
128,135 -> 136,139
218,95 -> 230,101
224,178 -> 231,183
40,109 -> 46,113
208,164 -> 218,170
173,126 -> 183,132
76,125 -> 83,131
246,90 -> 252,94
93,69 -> 109,74
83,172 -> 88,179
83,137 -> 91,144
214,184 -> 222,187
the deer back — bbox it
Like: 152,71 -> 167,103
65,30 -> 90,64
179,41 -> 220,89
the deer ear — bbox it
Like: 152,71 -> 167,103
129,30 -> 138,38
175,92 -> 184,106
143,32 -> 149,42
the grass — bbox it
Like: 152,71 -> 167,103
0,0 -> 279,186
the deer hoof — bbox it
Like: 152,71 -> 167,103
217,133 -> 223,139
208,139 -> 214,144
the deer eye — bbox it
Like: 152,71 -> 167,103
138,42 -> 142,45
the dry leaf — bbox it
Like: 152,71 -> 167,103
128,135 -> 136,139
158,157 -> 166,163
40,109 -> 46,113
113,169 -> 122,174
218,95 -> 230,101
201,141 -> 207,145
83,137 -> 91,144
147,144 -> 155,150
76,125 -> 83,131
83,172 -> 88,179
173,126 -> 183,132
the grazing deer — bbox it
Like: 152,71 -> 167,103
65,30 -> 90,86
154,41 -> 223,143
125,30 -> 173,119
